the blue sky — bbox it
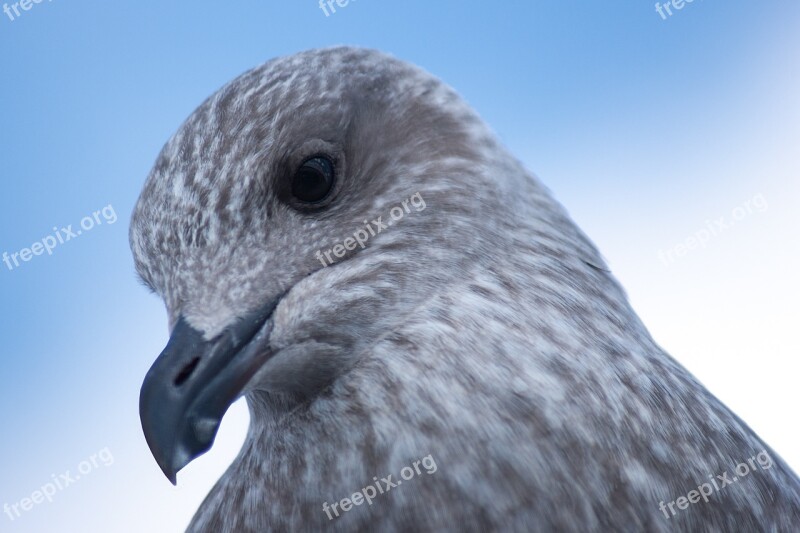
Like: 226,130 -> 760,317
1,1 -> 798,531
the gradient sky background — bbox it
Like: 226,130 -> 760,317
1,1 -> 798,531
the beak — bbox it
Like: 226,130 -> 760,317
139,296 -> 282,484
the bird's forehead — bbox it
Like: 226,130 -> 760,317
142,47 -> 427,200
182,46 -> 427,135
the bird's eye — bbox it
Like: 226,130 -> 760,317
291,156 -> 335,204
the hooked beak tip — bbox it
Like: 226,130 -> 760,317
139,296 -> 283,485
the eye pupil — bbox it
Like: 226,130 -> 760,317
292,156 -> 334,203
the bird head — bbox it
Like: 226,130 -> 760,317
130,47 -> 512,484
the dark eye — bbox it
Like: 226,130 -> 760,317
291,156 -> 335,204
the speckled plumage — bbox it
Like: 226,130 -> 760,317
130,47 -> 800,532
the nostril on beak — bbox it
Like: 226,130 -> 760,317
174,357 -> 201,386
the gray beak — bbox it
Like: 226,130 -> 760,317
139,296 -> 282,484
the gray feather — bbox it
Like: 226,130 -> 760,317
130,46 -> 800,532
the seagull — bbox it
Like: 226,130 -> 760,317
130,46 -> 800,532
